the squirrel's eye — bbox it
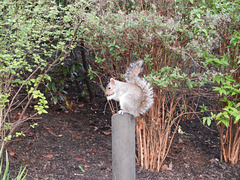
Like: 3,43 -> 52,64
108,87 -> 111,90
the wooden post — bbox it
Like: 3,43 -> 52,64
112,113 -> 136,180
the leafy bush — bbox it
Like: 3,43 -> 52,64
82,0 -> 240,168
0,1 -> 87,172
0,0 -> 93,176
201,29 -> 240,164
81,0 -> 198,170
45,51 -> 90,110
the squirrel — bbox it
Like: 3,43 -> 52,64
105,60 -> 154,117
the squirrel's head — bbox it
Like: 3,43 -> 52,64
105,78 -> 117,100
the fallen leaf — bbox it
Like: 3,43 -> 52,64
84,164 -> 89,168
17,113 -> 28,120
97,151 -> 105,154
161,164 -> 168,171
42,154 -> 53,159
66,101 -> 73,110
22,115 -> 28,120
90,126 -> 98,131
90,150 -> 96,154
103,131 -> 111,135
11,115 -> 17,119
75,158 -> 84,161
48,130 -> 58,137
9,152 -> 15,156
78,103 -> 84,108
161,162 -> 173,171
75,135 -> 81,138
52,164 -> 57,169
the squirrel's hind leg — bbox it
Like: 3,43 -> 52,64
118,95 -> 139,117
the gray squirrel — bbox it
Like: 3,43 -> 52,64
105,60 -> 154,117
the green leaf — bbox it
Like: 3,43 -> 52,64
234,115 -> 240,124
203,117 -> 207,125
207,118 -> 212,126
3,151 -> 9,180
236,102 -> 240,108
214,76 -> 221,84
101,49 -> 106,55
202,29 -> 208,36
52,83 -> 57,93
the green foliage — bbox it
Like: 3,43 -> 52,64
178,125 -> 185,135
0,0 -> 84,145
176,0 -> 240,59
204,73 -> 240,127
173,0 -> 240,129
146,67 -> 187,89
0,0 -> 83,110
202,53 -> 240,127
3,122 -> 38,142
203,112 -> 215,127
81,6 -> 180,61
78,0 -> 240,165
45,56 -> 86,108
0,94 -> 10,110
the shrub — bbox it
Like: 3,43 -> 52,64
81,0 -> 196,170
0,0 -> 86,174
82,0 -> 240,168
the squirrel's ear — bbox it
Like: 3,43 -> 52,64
110,78 -> 116,84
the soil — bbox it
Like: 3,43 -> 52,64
6,97 -> 240,180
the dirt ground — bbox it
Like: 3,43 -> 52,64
6,98 -> 240,180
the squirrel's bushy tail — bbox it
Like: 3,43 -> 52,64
125,60 -> 154,115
